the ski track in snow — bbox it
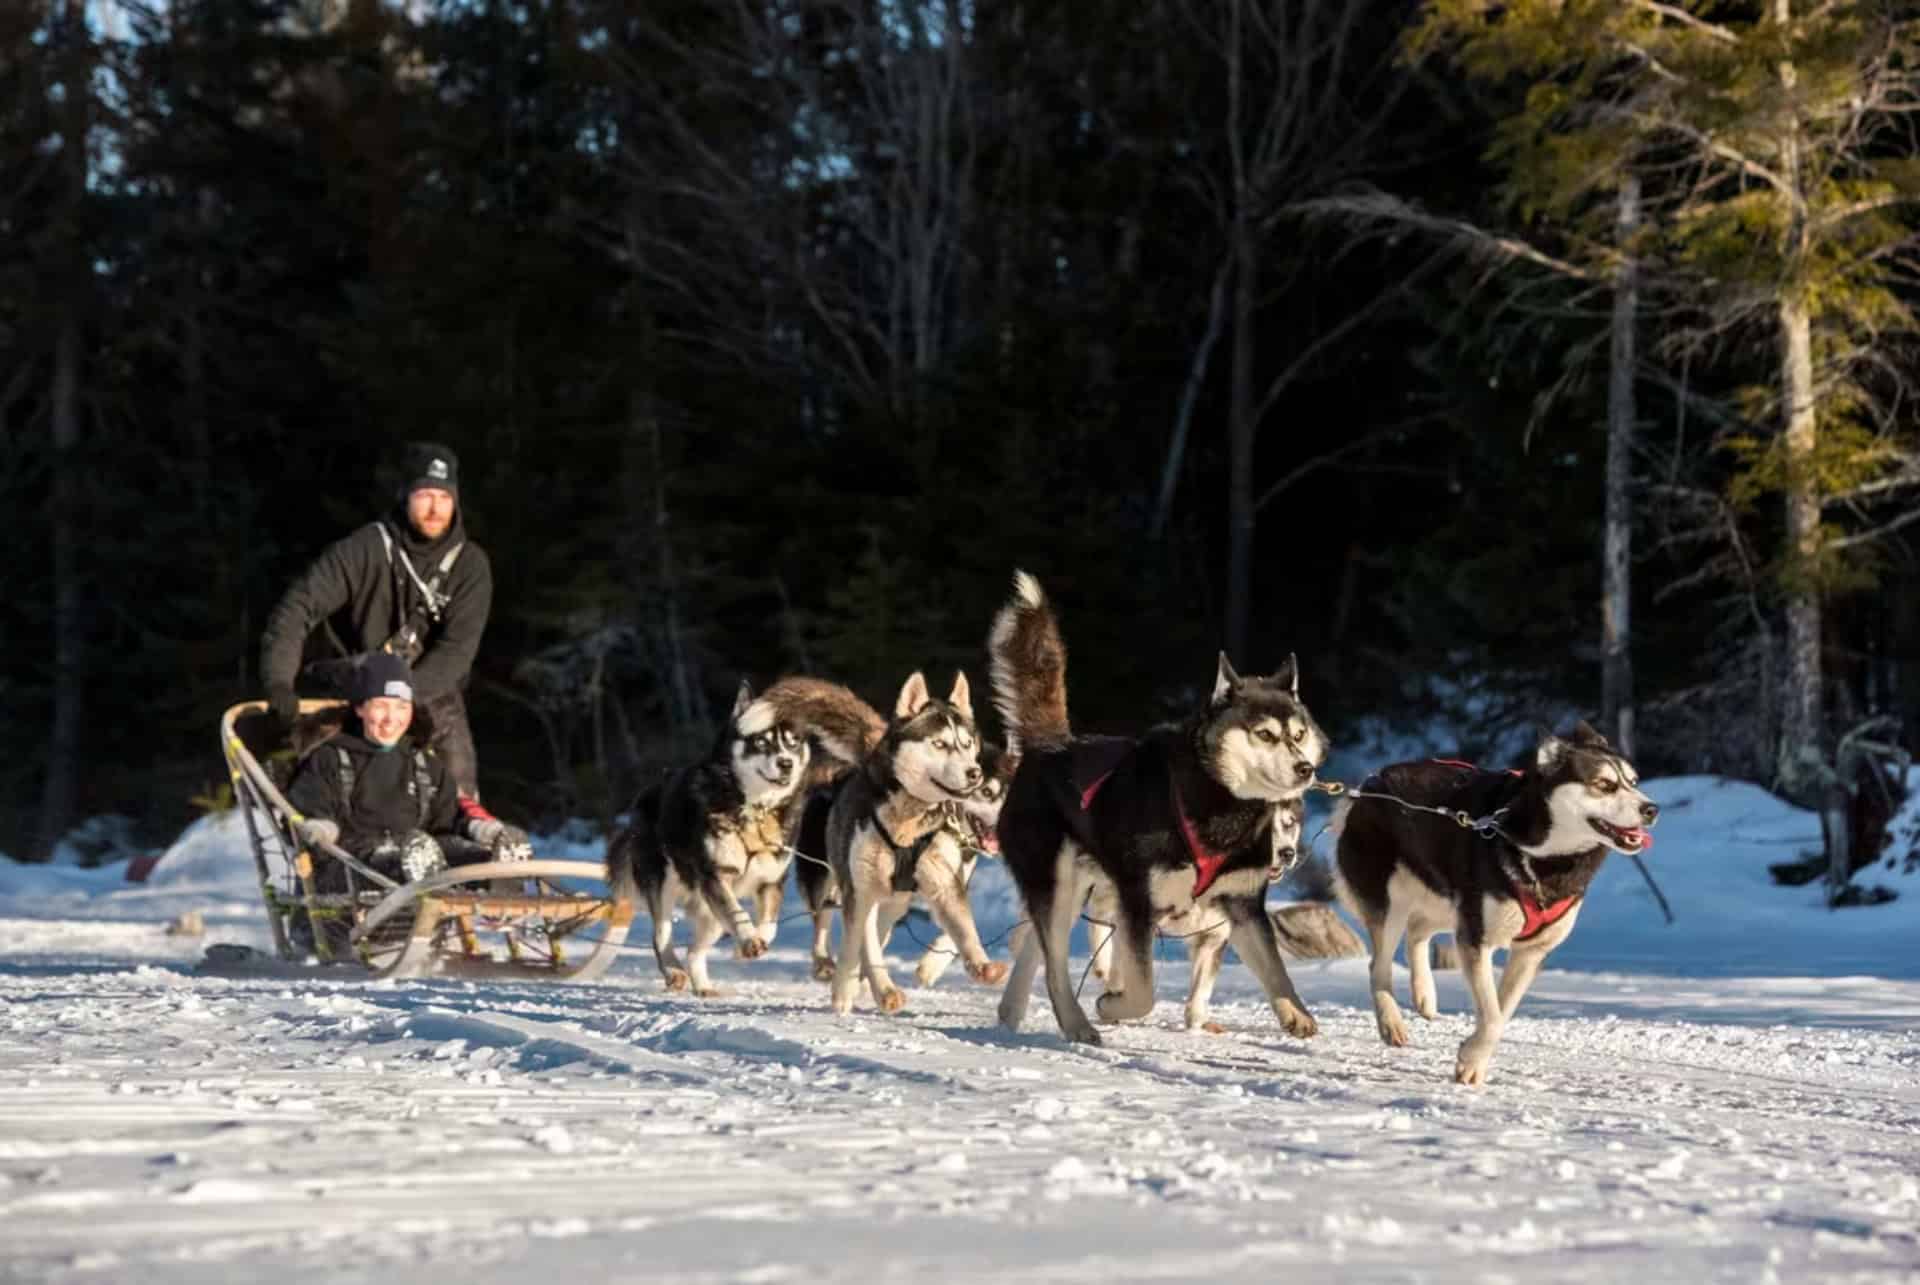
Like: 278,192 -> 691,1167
2,935 -> 1918,1284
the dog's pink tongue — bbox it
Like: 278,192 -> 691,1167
1628,828 -> 1652,850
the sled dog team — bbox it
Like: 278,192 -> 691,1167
608,571 -> 1661,1086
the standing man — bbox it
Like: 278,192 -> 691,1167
260,441 -> 493,799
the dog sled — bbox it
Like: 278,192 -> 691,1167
218,699 -> 633,981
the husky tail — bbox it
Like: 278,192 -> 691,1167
987,569 -> 1070,754
757,676 -> 887,785
605,779 -> 665,904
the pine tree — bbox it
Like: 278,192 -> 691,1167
1407,0 -> 1920,793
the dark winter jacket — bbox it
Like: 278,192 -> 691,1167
284,729 -> 470,857
259,507 -> 492,702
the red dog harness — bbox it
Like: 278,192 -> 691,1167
1431,758 -> 1579,941
1078,749 -> 1230,897
1514,887 -> 1580,941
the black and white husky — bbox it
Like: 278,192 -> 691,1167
990,571 -> 1326,1045
826,671 -> 1010,1015
795,741 -> 1015,987
1085,795 -> 1304,1034
607,677 -> 876,997
1333,722 -> 1659,1085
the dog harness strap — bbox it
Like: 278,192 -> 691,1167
1513,887 -> 1579,941
1431,757 -> 1524,779
870,809 -> 942,893
1074,736 -> 1138,811
1170,781 -> 1229,897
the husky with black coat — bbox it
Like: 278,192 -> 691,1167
826,671 -> 1011,1015
989,571 -> 1326,1046
1333,722 -> 1659,1085
607,676 -> 876,997
796,740 -> 1014,987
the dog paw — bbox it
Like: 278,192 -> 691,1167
811,956 -> 836,983
831,990 -> 856,1016
662,968 -> 690,993
1192,1019 -> 1227,1036
1063,1020 -> 1103,1046
1275,1000 -> 1319,1040
693,984 -> 726,999
1454,1039 -> 1493,1086
967,960 -> 1009,985
876,986 -> 907,1014
1376,1011 -> 1411,1047
736,937 -> 768,961
1414,996 -> 1440,1021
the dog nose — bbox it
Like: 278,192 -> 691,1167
964,764 -> 982,785
1640,801 -> 1660,825
1277,846 -> 1296,863
1293,760 -> 1314,778
776,756 -> 794,773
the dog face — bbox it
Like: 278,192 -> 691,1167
957,742 -> 1018,854
886,671 -> 985,805
1533,721 -> 1659,856
727,680 -> 810,807
1266,799 -> 1304,881
1202,653 -> 1327,803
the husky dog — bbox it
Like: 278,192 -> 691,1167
990,571 -> 1326,1046
795,741 -> 1015,987
1333,722 -> 1659,1085
827,671 -> 1010,1015
1085,795 -> 1304,1034
607,676 -> 876,997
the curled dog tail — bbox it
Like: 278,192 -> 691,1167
988,569 -> 1070,755
756,676 -> 887,781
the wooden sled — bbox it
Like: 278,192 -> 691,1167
218,699 -> 633,982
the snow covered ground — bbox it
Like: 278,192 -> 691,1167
3,773 -> 1919,1282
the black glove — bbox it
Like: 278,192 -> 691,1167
267,684 -> 299,729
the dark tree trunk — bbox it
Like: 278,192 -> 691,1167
36,0 -> 89,861
1601,175 -> 1638,757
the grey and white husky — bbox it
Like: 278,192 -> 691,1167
1333,722 -> 1659,1085
795,740 -> 1014,987
606,677 -> 875,997
1085,795 -> 1304,1034
826,670 -> 1010,1015
990,570 -> 1326,1045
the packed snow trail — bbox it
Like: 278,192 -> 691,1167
2,942 -> 1917,1283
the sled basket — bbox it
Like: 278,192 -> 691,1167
218,700 -> 633,981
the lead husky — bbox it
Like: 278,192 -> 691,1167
607,676 -> 877,997
990,571 -> 1325,1045
827,670 -> 1010,1015
1333,722 -> 1659,1085
1085,795 -> 1304,1034
795,740 -> 1015,987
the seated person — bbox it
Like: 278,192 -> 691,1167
285,653 -> 529,890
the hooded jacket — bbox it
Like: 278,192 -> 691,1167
259,504 -> 493,703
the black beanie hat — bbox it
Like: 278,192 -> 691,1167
398,441 -> 459,502
351,652 -> 417,705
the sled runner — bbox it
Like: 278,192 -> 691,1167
218,699 -> 633,981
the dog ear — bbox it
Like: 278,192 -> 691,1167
730,679 -> 754,721
947,670 -> 975,719
1569,719 -> 1609,749
894,671 -> 931,720
1535,729 -> 1569,772
1212,652 -> 1241,706
1272,652 -> 1300,698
